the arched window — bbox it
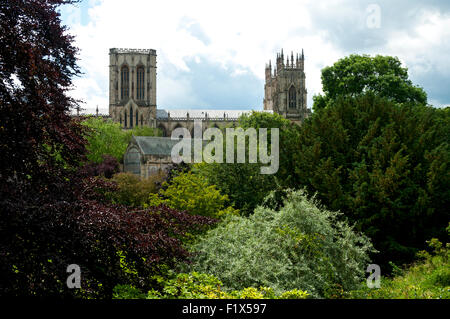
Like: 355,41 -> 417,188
136,66 -> 145,100
124,110 -> 127,128
130,108 -> 133,128
140,115 -> 143,126
289,86 -> 296,108
136,110 -> 139,127
121,65 -> 129,99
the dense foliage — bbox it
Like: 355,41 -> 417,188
82,117 -> 160,163
199,111 -> 300,215
1,0 -> 447,300
80,154 -> 120,178
188,190 -> 374,298
113,272 -> 309,299
291,94 -> 449,267
313,54 -> 427,111
148,171 -> 238,218
0,0 -> 84,189
110,172 -> 163,207
0,0 -> 215,297
156,161 -> 191,191
348,226 -> 449,299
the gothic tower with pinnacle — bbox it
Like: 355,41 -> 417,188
263,49 -> 310,123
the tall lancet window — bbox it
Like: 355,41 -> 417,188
289,86 -> 296,108
136,110 -> 139,127
121,65 -> 129,99
130,108 -> 133,128
124,110 -> 127,128
136,66 -> 145,100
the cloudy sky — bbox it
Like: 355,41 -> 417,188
59,0 -> 450,114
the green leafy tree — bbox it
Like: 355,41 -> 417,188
198,111 -> 300,215
131,125 -> 161,137
187,190 -> 374,298
197,162 -> 272,216
292,93 -> 449,266
82,117 -> 130,163
147,171 -> 238,219
82,117 -> 160,163
313,55 -> 427,112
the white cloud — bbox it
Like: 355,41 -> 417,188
61,0 -> 450,113
62,0 -> 322,113
384,11 -> 450,75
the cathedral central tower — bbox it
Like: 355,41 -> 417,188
109,48 -> 157,128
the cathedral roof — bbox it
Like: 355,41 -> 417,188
131,136 -> 180,156
156,109 -> 273,120
130,136 -> 205,157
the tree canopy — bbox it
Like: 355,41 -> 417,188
198,111 -> 300,216
82,117 -> 160,164
0,0 -> 214,297
292,93 -> 449,266
188,190 -> 374,298
313,55 -> 428,112
148,171 -> 238,219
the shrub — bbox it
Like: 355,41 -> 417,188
197,162 -> 274,217
156,162 -> 191,192
113,285 -> 147,299
347,226 -> 449,299
427,267 -> 450,287
111,172 -> 163,207
278,289 -> 310,299
147,171 -> 238,219
113,272 -> 309,299
187,189 -> 375,298
1,175 -> 216,297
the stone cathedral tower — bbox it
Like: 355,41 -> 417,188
263,49 -> 309,123
109,48 -> 157,128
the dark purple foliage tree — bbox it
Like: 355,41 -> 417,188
0,0 -> 215,298
80,154 -> 120,178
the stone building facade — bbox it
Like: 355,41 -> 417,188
109,48 -> 157,128
109,48 -> 310,136
111,48 -> 311,177
263,49 -> 309,124
124,136 -> 179,178
123,136 -> 208,178
109,48 -> 310,137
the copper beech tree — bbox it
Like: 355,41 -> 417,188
0,0 -> 215,297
